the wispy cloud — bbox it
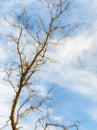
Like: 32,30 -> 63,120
86,107 -> 97,121
41,30 -> 97,99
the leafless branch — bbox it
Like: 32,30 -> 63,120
0,0 -> 79,130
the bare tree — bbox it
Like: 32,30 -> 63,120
0,0 -> 79,130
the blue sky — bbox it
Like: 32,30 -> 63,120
0,0 -> 97,130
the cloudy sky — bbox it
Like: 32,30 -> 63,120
0,0 -> 97,130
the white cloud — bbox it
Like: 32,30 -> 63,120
33,84 -> 47,97
41,29 -> 97,101
0,0 -> 36,13
52,116 -> 62,122
0,77 -> 14,129
0,47 -> 7,60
